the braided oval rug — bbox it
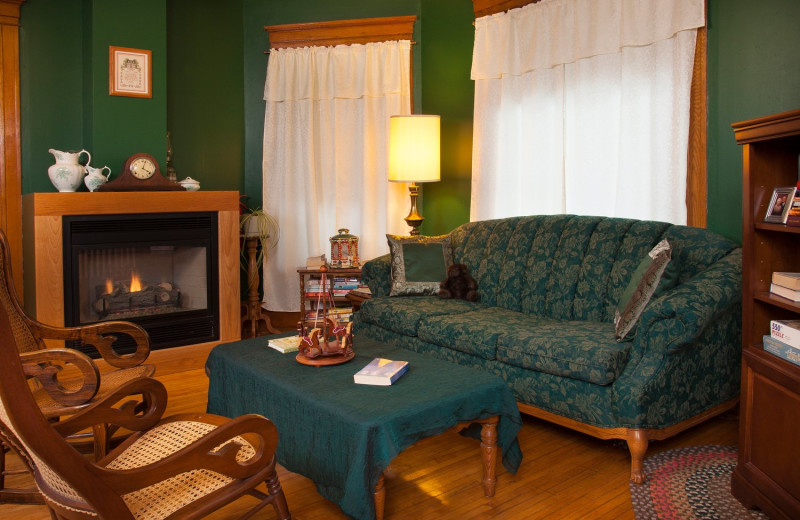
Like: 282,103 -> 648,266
629,445 -> 770,520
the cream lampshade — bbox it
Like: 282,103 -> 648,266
388,115 -> 441,235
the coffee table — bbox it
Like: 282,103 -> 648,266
206,335 -> 522,520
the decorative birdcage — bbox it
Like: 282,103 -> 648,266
330,228 -> 359,268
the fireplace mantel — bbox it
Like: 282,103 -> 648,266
22,191 -> 241,350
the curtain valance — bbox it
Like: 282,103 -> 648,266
472,0 -> 704,80
264,40 -> 411,101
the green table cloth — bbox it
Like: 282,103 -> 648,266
206,335 -> 522,520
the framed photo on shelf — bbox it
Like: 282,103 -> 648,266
109,46 -> 152,98
764,186 -> 795,224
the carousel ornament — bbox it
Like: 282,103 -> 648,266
296,265 -> 355,366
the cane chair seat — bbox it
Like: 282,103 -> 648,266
110,421 -> 256,519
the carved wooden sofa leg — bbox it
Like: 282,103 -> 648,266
627,428 -> 649,484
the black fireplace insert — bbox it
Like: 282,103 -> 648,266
63,212 -> 220,356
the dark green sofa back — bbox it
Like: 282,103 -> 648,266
448,215 -> 739,323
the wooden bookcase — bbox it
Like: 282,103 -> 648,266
731,108 -> 800,520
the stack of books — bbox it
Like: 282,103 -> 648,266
769,272 -> 800,302
764,319 -> 800,367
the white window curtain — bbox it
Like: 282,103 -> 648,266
262,40 -> 410,312
471,0 -> 705,224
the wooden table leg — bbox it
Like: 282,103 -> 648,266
477,416 -> 499,497
373,474 -> 385,520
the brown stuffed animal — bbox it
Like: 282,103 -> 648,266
438,263 -> 479,302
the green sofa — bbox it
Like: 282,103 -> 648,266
353,215 -> 742,483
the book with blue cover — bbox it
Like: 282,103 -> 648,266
763,335 -> 800,367
353,358 -> 409,386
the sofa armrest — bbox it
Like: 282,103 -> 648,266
361,254 -> 392,297
612,248 -> 742,426
634,247 -> 742,354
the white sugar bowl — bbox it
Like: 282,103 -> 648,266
179,176 -> 200,191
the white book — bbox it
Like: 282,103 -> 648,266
268,336 -> 300,354
353,358 -> 409,386
769,283 -> 800,302
770,320 -> 800,350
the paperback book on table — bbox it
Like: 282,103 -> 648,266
353,358 -> 409,386
763,335 -> 800,367
268,336 -> 300,354
770,319 -> 800,350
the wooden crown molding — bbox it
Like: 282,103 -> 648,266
265,15 -> 416,50
472,0 -> 538,18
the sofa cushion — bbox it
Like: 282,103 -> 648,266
357,296 -> 478,337
387,234 -> 454,296
497,321 -> 628,385
418,307 -> 555,361
614,239 -> 678,341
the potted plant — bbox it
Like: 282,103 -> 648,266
239,205 -> 280,282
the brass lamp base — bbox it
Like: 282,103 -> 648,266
404,183 -> 424,235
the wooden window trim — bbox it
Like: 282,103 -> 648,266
264,15 -> 416,50
470,0 -> 707,228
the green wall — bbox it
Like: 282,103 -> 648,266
18,0 -> 800,242
166,0 -> 244,193
21,0 -> 166,194
707,0 -> 800,242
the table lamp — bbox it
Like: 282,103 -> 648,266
388,115 -> 441,235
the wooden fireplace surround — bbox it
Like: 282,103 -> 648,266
22,191 -> 241,361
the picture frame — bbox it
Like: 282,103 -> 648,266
109,46 -> 152,98
764,186 -> 796,224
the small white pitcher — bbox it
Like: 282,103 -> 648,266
84,165 -> 111,192
48,148 -> 91,192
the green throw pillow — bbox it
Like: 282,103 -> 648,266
387,234 -> 454,296
614,239 -> 678,342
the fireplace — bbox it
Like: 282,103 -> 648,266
23,191 -> 241,356
62,212 -> 219,354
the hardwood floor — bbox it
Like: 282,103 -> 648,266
1,332 -> 739,520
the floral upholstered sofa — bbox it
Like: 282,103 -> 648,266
353,215 -> 742,483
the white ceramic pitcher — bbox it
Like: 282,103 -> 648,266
84,165 -> 111,192
48,148 -> 91,192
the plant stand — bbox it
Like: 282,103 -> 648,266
241,236 -> 279,338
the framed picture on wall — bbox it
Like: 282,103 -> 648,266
109,46 -> 152,98
764,186 -> 796,224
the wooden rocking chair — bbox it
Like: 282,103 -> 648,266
0,306 -> 292,519
0,229 -> 155,504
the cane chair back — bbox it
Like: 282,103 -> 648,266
0,229 -> 155,504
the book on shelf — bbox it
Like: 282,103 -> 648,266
772,272 -> 800,290
353,358 -> 409,386
769,283 -> 800,302
770,319 -> 800,349
786,199 -> 800,227
268,336 -> 300,354
306,254 -> 327,268
763,335 -> 800,367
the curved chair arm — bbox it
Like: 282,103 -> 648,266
31,320 -> 151,369
96,413 -> 279,494
52,377 -> 168,438
20,348 -> 100,406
